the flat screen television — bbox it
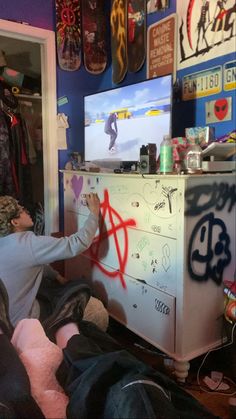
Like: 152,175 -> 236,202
84,74 -> 172,167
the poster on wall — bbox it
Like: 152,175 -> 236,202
177,0 -> 236,70
147,0 -> 169,14
147,14 -> 177,80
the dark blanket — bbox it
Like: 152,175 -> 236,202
57,321 -> 218,419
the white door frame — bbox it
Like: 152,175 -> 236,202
0,19 -> 58,234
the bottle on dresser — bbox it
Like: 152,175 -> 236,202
159,134 -> 173,174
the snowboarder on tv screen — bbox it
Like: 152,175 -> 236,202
104,112 -> 118,152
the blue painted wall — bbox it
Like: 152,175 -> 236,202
2,1 -> 234,151
0,0 -> 55,30
0,0 -> 178,168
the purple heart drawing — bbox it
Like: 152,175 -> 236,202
71,175 -> 83,200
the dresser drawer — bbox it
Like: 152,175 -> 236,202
98,175 -> 179,239
64,173 -> 180,239
123,229 -> 176,296
67,254 -> 176,354
109,273 -> 176,354
75,213 -> 177,296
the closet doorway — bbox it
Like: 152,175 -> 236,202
0,19 -> 58,234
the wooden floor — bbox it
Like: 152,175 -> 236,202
108,319 -> 236,419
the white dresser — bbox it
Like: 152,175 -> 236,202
63,170 -> 236,379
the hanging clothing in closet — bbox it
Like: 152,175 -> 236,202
0,79 -> 33,211
0,109 -> 15,196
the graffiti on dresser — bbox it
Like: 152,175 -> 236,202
186,182 -> 235,285
90,189 -> 136,289
155,298 -> 170,316
162,186 -> 178,214
185,183 -> 236,216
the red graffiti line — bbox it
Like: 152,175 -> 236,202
89,189 -> 136,289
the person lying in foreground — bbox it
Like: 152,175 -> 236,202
0,279 -> 218,419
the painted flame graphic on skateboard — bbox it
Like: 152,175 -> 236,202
111,0 -> 127,83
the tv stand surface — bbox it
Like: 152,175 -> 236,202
63,170 -> 235,381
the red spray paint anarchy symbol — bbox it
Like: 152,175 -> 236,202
89,189 -> 136,289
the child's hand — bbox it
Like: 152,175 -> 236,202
85,193 -> 100,217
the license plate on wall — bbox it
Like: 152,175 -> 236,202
223,60 -> 236,91
182,66 -> 222,101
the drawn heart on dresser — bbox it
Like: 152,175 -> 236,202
71,175 -> 83,199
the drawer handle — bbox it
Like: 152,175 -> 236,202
131,201 -> 139,207
133,304 -> 137,309
132,253 -> 140,259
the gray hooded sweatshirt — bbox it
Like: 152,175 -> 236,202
0,212 -> 98,326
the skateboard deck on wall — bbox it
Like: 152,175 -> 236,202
56,0 -> 81,71
127,0 -> 146,73
110,0 -> 128,84
81,0 -> 107,75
